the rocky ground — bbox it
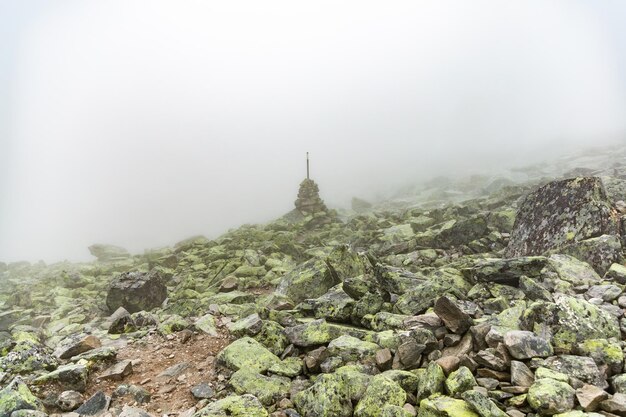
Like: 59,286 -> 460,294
3,143 -> 626,417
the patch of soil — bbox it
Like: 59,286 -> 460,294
85,328 -> 233,415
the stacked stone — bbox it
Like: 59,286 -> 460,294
294,179 -> 328,216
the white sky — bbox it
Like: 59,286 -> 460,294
1,1 -> 626,262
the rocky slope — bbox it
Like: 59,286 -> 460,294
3,143 -> 626,417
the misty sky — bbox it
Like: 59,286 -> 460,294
1,1 -> 626,262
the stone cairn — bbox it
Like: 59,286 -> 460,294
294,178 -> 328,216
291,153 -> 336,227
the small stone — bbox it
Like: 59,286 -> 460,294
57,391 -> 84,412
54,334 -> 101,359
157,362 -> 190,380
527,378 -> 575,415
510,361 -> 534,387
436,356 -> 460,375
376,348 -> 393,371
75,391 -> 111,416
219,276 -> 239,292
601,392 -> 626,415
433,296 -> 473,334
503,330 -> 553,360
461,389 -> 508,417
576,384 -> 609,412
99,360 -> 133,381
108,307 -> 135,334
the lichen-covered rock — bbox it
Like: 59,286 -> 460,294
521,295 -> 620,353
106,270 -> 167,313
216,337 -> 280,372
417,395 -> 479,417
292,373 -> 353,417
283,319 -> 335,347
327,335 -> 379,362
276,259 -> 338,304
503,330 -> 553,359
557,234 -> 623,276
33,363 -> 89,392
229,369 -> 290,406
445,367 -> 477,397
605,263 -> 626,284
417,362 -> 446,402
527,378 -> 576,415
0,378 -> 44,417
464,256 -> 548,286
267,357 -> 302,378
194,394 -> 268,417
506,177 -> 619,257
380,405 -> 414,417
0,331 -> 58,375
574,339 -> 624,376
543,355 -> 607,388
461,390 -> 508,417
354,375 -> 407,417
194,314 -> 218,337
251,320 -> 289,356
299,287 -> 355,323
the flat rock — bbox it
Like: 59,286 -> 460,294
99,360 -> 133,381
433,296 -> 473,334
503,330 -> 553,359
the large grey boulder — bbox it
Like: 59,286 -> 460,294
506,177 -> 620,257
106,270 -> 167,313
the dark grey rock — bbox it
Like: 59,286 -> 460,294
190,383 -> 214,400
75,391 -> 110,416
433,296 -> 473,334
106,270 -> 167,313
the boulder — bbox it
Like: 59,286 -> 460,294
216,337 -> 279,372
521,294 -> 620,353
106,270 -> 167,313
88,244 -> 130,261
293,373 -> 353,417
327,335 -> 379,362
229,369 -> 290,406
276,259 -> 338,304
193,394 -> 268,417
503,330 -> 553,359
0,378 -> 44,417
417,396 -> 479,417
527,378 -> 575,415
33,363 -> 89,392
461,390 -> 508,417
74,391 -> 110,416
506,177 -> 619,257
353,375 -> 407,417
556,234 -> 623,275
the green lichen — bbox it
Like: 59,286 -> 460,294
417,395 -> 479,417
354,375 -> 407,417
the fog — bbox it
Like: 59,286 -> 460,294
1,1 -> 626,262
